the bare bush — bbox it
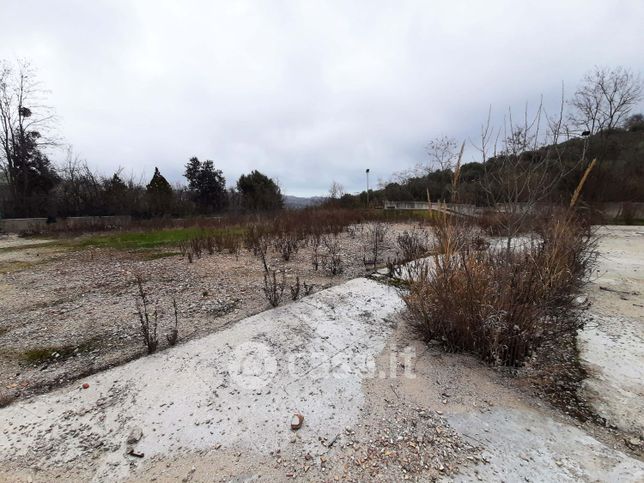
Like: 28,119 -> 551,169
396,227 -> 430,262
362,222 -> 390,270
244,224 -> 271,272
178,241 -> 188,257
190,237 -> 203,259
217,232 -> 242,257
166,299 -> 179,346
322,235 -> 344,276
303,281 -> 315,296
290,276 -> 301,301
274,232 -> 299,261
403,211 -> 596,366
204,235 -> 215,255
263,270 -> 286,307
134,275 -> 159,354
310,232 -> 322,270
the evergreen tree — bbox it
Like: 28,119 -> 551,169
184,157 -> 227,212
146,167 -> 173,215
236,170 -> 283,211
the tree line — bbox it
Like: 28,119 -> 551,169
2,60 -> 642,218
0,60 -> 283,219
333,66 -> 644,208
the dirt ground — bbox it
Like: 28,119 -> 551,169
0,223 -> 421,406
0,224 -> 641,482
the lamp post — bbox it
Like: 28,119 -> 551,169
366,168 -> 370,208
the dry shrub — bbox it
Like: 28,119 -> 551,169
274,232 -> 300,261
477,210 -> 515,236
244,224 -> 271,272
215,232 -> 242,256
134,275 -> 181,353
166,299 -> 179,347
134,275 -> 159,354
310,232 -> 322,270
403,210 -> 596,366
396,226 -> 430,262
190,237 -> 203,258
263,269 -> 286,307
290,276 -> 301,301
362,222 -> 390,270
321,235 -> 344,275
303,281 -> 315,296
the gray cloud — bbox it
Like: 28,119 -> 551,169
2,0 -> 643,196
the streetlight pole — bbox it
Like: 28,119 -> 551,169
365,168 -> 370,208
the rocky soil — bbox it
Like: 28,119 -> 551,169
0,224 -> 642,482
0,223 -> 424,406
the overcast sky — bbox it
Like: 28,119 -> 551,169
1,1 -> 643,196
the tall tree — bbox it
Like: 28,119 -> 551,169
146,167 -> 173,215
0,60 -> 58,216
184,157 -> 227,212
569,66 -> 643,135
236,170 -> 283,211
426,136 -> 459,172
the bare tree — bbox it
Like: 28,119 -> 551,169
568,66 -> 642,135
56,148 -> 102,215
426,136 -> 459,171
0,59 -> 58,215
474,96 -> 581,251
328,180 -> 345,200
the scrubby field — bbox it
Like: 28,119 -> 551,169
0,217 -> 424,406
0,223 -> 642,482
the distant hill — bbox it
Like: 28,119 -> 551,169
283,195 -> 327,209
336,128 -> 644,207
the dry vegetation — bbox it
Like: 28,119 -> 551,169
403,210 -> 597,366
0,209 -> 432,405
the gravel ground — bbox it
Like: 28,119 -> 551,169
0,224 -> 642,482
0,277 -> 480,482
0,222 -> 425,406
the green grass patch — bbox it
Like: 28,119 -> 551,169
139,251 -> 183,261
0,260 -> 36,274
0,241 -> 63,253
77,226 -> 246,250
21,340 -> 96,364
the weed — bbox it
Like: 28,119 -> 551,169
362,222 -> 390,270
166,299 -> 179,347
263,270 -> 286,307
310,232 -> 322,270
290,276 -> 301,301
274,233 -> 299,261
134,274 -> 159,354
396,226 -> 429,262
322,235 -> 344,276
245,224 -> 271,273
303,281 -> 315,296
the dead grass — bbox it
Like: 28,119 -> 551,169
403,209 -> 597,366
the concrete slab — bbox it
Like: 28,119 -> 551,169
579,226 -> 644,434
449,408 -> 643,482
0,278 -> 404,481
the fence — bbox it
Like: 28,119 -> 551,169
0,216 -> 132,233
